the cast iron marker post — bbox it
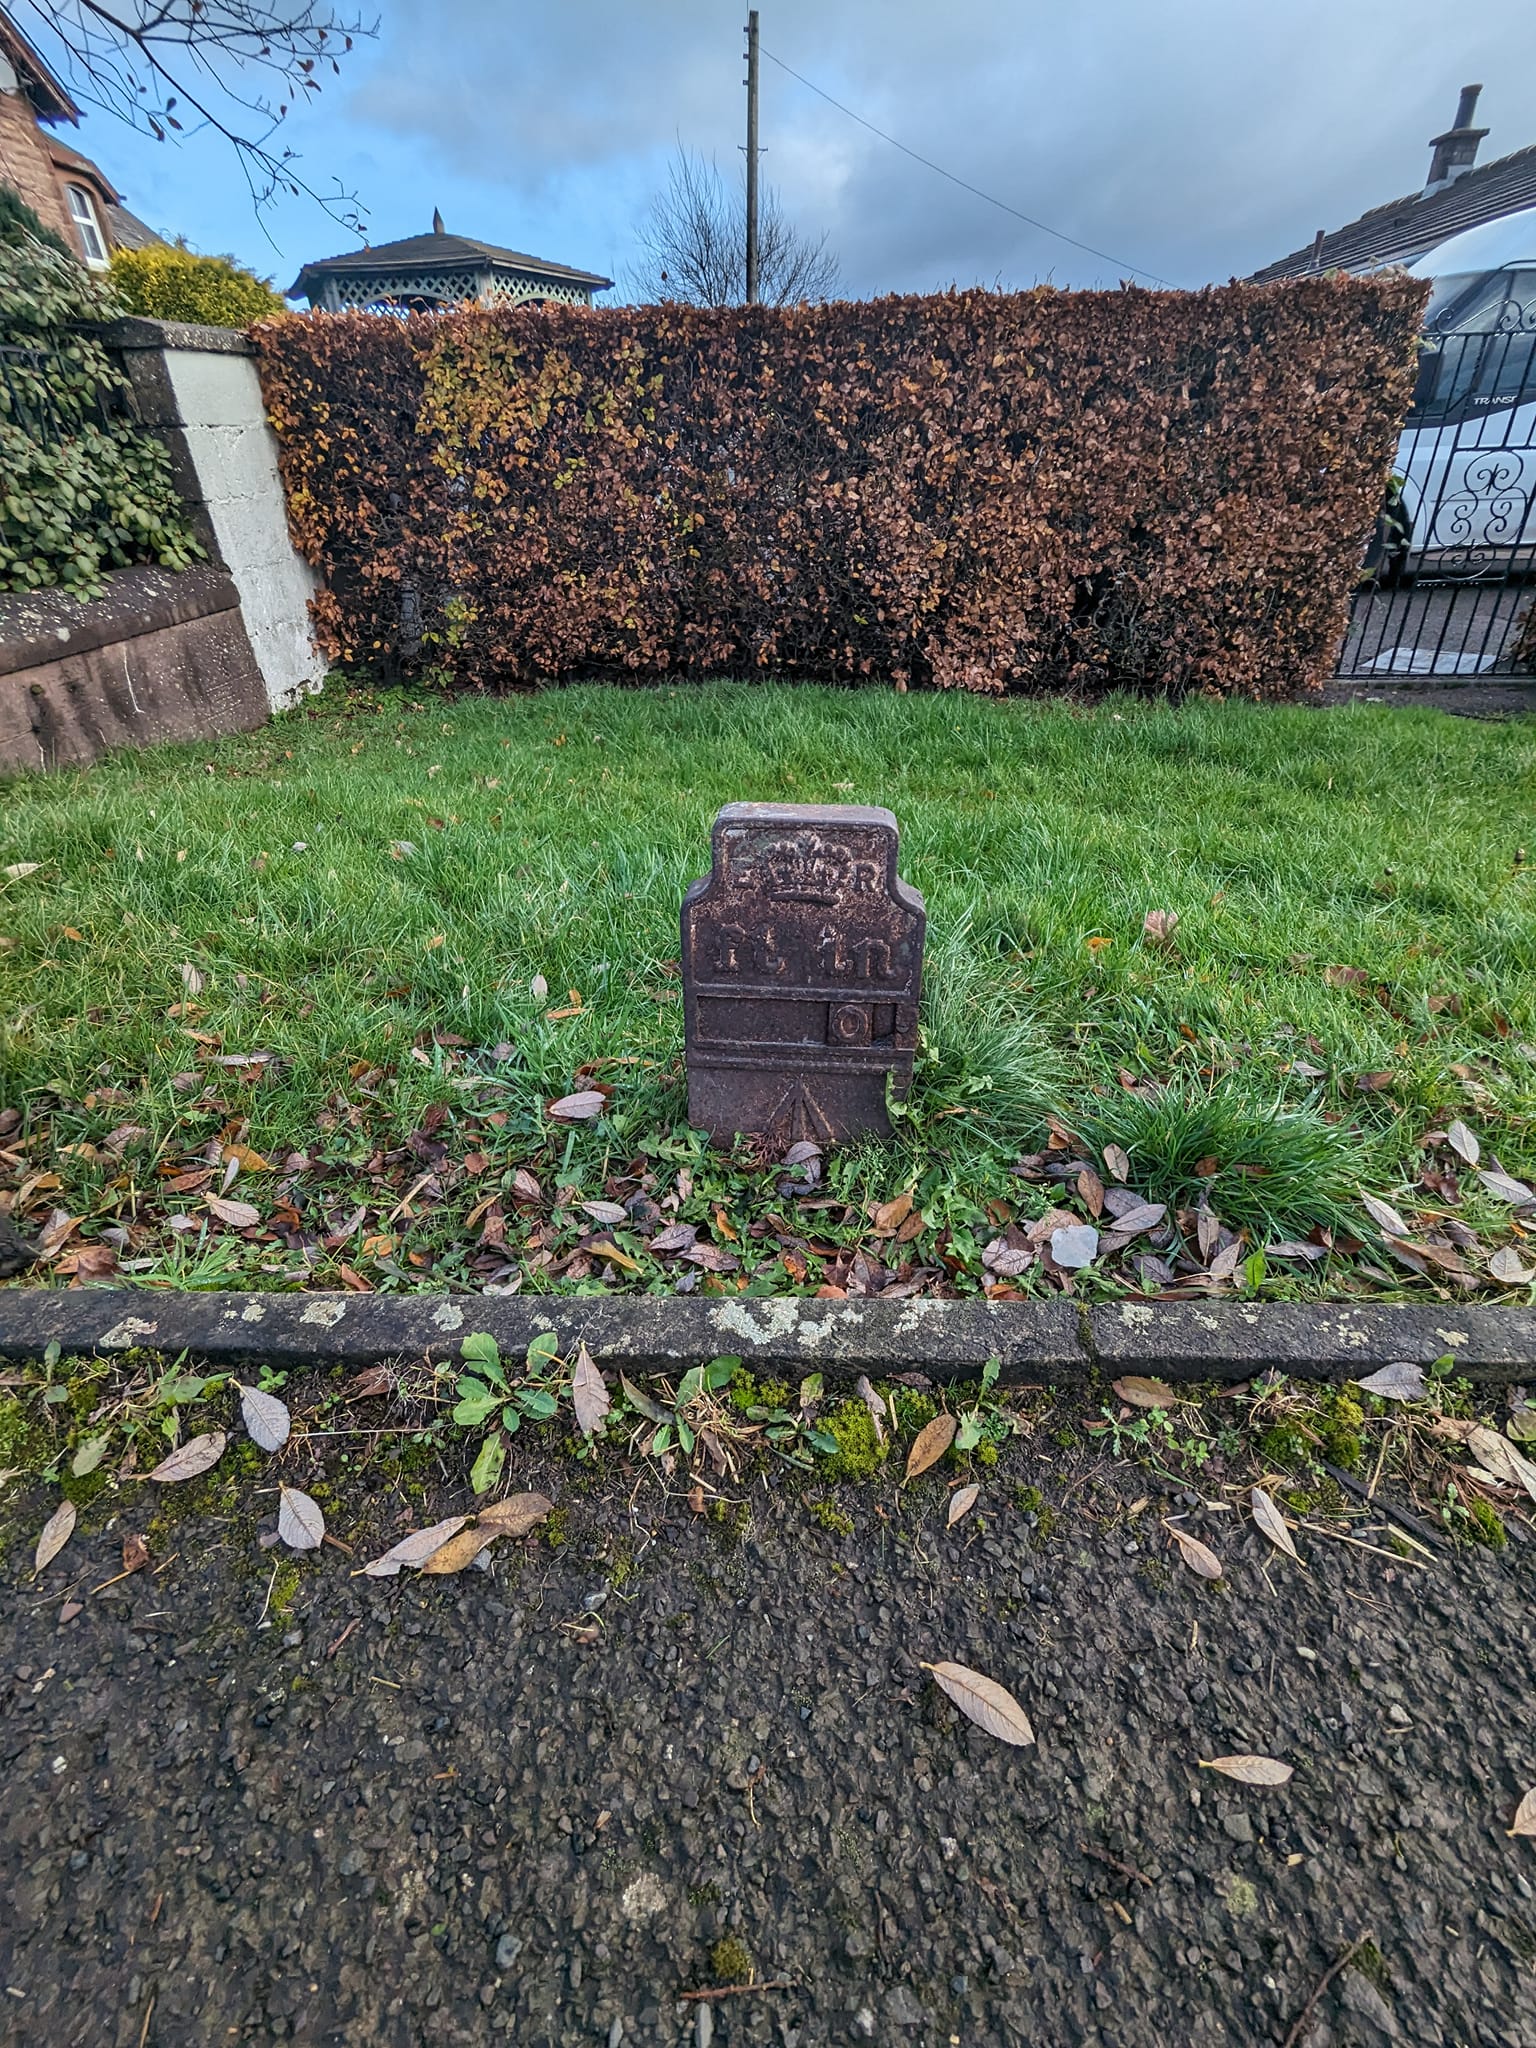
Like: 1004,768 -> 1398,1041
682,803 -> 925,1147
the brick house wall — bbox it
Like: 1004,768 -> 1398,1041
0,70 -> 75,246
0,19 -> 122,267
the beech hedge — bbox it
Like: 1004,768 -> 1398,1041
254,279 -> 1426,698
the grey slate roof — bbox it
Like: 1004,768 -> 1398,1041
288,230 -> 612,299
1253,142 -> 1536,280
105,204 -> 166,252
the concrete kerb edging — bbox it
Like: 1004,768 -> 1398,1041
0,1291 -> 1533,1386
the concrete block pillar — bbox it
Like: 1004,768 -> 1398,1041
99,317 -> 325,710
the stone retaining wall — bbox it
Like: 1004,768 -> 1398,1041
0,562 -> 269,772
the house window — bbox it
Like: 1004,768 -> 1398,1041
66,185 -> 108,268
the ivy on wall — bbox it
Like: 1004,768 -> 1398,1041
0,204 -> 203,598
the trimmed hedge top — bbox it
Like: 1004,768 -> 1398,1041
254,279 -> 1427,699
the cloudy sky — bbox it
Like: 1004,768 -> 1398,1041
25,0 -> 1536,297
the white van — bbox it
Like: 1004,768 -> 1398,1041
1393,209 -> 1536,568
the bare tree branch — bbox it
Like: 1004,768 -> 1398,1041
627,147 -> 839,307
15,0 -> 376,236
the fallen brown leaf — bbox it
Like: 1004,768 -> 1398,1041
921,1660 -> 1035,1746
905,1413 -> 957,1480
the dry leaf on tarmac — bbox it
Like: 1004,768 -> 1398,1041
419,1524 -> 500,1575
277,1485 -> 325,1552
206,1195 -> 260,1229
1113,1376 -> 1177,1409
33,1500 -> 76,1574
477,1492 -> 554,1536
121,1534 -> 150,1575
357,1517 -> 469,1577
1249,1487 -> 1299,1561
571,1346 -> 611,1437
620,1375 -> 670,1425
1358,1191 -> 1410,1238
1508,1789 -> 1536,1837
1164,1522 -> 1223,1579
548,1091 -> 605,1122
1199,1754 -> 1294,1786
1356,1361 -> 1428,1402
148,1432 -> 226,1482
921,1661 -> 1035,1747
1488,1247 -> 1536,1285
1467,1427 -> 1536,1506
906,1413 -> 957,1479
238,1382 -> 291,1452
1446,1120 -> 1480,1167
947,1484 -> 980,1527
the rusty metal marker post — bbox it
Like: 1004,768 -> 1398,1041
682,803 -> 926,1147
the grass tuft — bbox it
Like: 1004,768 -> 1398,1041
1073,1076 -> 1369,1238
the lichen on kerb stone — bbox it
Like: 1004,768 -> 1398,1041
1437,1329 -> 1468,1348
894,1300 -> 943,1337
99,1316 -> 159,1349
431,1304 -> 465,1331
240,1303 -> 266,1322
299,1300 -> 348,1328
1120,1305 -> 1155,1328
715,1298 -> 806,1348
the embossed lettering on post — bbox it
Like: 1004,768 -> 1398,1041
682,803 -> 926,1146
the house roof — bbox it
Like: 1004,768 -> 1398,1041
105,203 -> 166,251
44,131 -> 121,203
288,227 -> 612,299
1253,139 -> 1536,281
0,3 -> 77,122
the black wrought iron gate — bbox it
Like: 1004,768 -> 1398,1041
1339,326 -> 1536,678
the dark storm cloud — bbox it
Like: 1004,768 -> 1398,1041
346,0 -> 1536,292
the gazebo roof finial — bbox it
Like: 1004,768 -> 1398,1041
432,206 -> 445,234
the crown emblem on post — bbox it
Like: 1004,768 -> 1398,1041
755,834 -> 850,904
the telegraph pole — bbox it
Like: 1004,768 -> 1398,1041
744,10 -> 760,304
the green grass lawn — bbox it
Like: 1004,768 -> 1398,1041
1,680 -> 1533,1302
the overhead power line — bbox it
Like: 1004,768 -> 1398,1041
758,44 -> 1171,287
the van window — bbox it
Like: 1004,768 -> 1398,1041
1425,267 -> 1536,336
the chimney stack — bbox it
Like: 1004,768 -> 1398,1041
1425,84 -> 1488,195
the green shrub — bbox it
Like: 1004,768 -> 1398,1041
110,243 -> 285,329
0,230 -> 203,595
